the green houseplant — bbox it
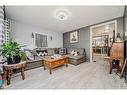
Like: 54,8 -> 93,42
0,40 -> 26,64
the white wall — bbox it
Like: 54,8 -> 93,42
10,20 -> 63,49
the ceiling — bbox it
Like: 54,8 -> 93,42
5,6 -> 124,33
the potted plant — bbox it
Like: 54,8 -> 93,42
0,40 -> 26,64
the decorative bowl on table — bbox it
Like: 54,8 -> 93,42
51,54 -> 62,59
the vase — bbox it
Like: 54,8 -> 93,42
7,56 -> 13,64
13,56 -> 21,64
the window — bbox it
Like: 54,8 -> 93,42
35,33 -> 48,47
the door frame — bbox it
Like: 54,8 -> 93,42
90,20 -> 117,63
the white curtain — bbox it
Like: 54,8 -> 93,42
0,6 -> 4,48
4,18 -> 10,43
0,6 -> 10,48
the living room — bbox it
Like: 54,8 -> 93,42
1,3 -> 127,91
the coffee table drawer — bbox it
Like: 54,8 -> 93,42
59,59 -> 66,64
50,61 -> 60,68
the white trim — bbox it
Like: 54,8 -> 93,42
90,20 -> 117,63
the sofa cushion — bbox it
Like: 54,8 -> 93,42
66,54 -> 85,60
26,58 -> 42,63
47,48 -> 54,55
29,50 -> 37,56
68,48 -> 75,54
67,48 -> 84,55
34,56 -> 43,60
25,50 -> 34,60
77,48 -> 84,55
54,48 -> 59,54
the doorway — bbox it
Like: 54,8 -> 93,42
90,20 -> 117,62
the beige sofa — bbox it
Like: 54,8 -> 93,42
25,48 -> 86,70
25,48 -> 58,70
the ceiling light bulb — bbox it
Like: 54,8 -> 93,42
104,25 -> 110,32
57,12 -> 67,20
106,25 -> 109,29
57,11 -> 68,21
55,9 -> 70,21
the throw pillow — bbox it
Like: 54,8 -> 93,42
25,50 -> 34,60
71,50 -> 79,56
59,48 -> 67,55
73,51 -> 79,56
43,50 -> 48,56
36,50 -> 42,56
71,50 -> 75,55
36,50 -> 48,56
37,52 -> 43,56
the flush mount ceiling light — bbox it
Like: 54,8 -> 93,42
57,12 -> 68,20
55,9 -> 70,21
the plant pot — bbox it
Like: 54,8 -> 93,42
7,57 -> 13,65
13,56 -> 21,64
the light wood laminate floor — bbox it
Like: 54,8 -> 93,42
4,55 -> 127,89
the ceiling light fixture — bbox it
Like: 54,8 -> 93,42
55,9 -> 70,21
104,25 -> 110,32
57,12 -> 67,20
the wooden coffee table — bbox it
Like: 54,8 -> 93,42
43,56 -> 69,74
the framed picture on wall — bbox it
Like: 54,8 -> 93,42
70,31 -> 79,43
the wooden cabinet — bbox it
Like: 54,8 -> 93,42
109,42 -> 124,74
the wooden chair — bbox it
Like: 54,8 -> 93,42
120,58 -> 127,78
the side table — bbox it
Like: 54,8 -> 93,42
3,61 -> 26,85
